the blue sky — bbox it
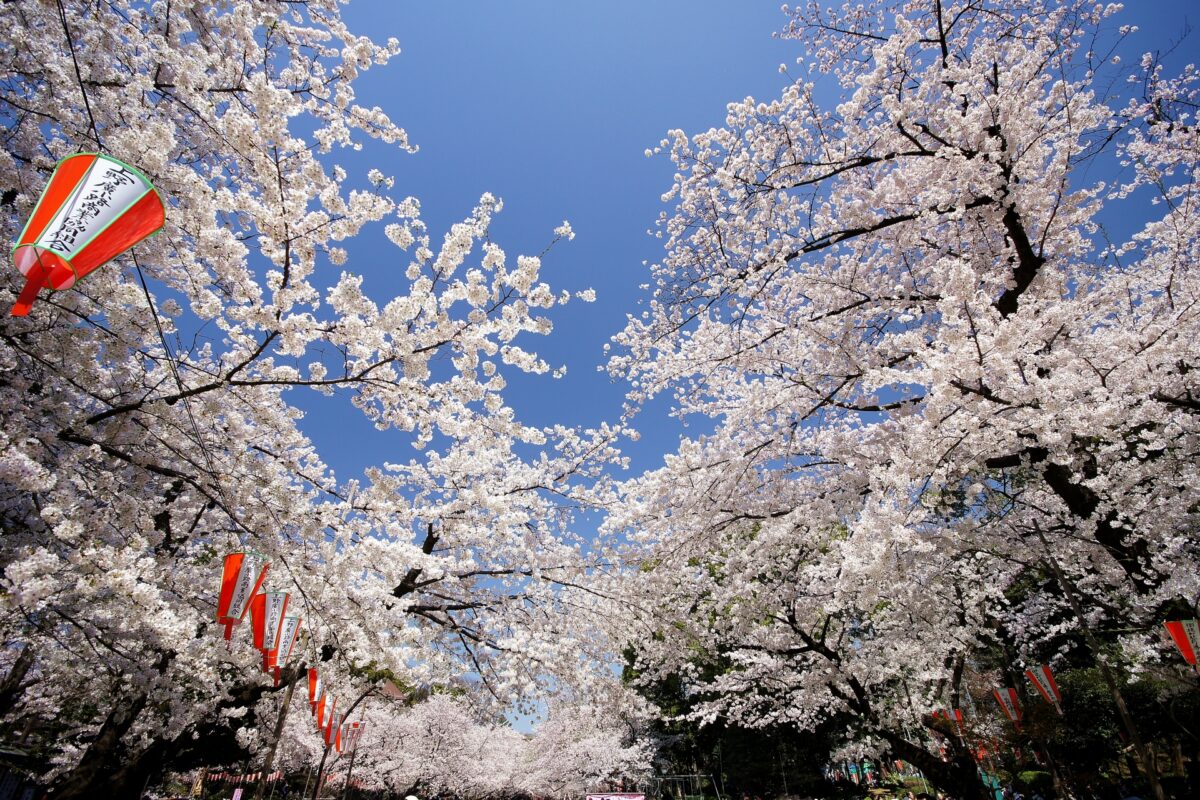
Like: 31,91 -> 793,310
295,0 -> 1197,484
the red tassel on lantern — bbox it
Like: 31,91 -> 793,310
10,153 -> 165,316
216,553 -> 268,640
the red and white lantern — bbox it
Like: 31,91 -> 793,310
345,720 -> 364,752
216,552 -> 268,640
249,591 -> 289,672
327,710 -> 344,748
993,687 -> 1021,727
10,153 -> 165,316
318,694 -> 335,731
1164,619 -> 1200,667
1025,664 -> 1063,714
313,680 -> 326,719
308,668 -> 321,710
272,615 -> 303,684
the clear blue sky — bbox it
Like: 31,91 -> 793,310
295,0 -> 1197,484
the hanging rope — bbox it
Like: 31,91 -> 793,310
55,0 -> 103,151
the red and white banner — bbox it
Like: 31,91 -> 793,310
1025,665 -> 1062,713
1164,619 -> 1200,666
586,795 -> 646,800
993,687 -> 1021,726
217,553 -> 268,640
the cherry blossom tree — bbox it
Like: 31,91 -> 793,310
0,1 -> 624,796
287,693 -> 650,799
519,702 -> 654,798
605,2 -> 1199,799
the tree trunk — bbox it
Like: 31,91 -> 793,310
0,646 -> 35,718
310,744 -> 332,800
47,663 -> 301,799
48,690 -> 150,800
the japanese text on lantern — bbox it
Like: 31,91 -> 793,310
41,165 -> 141,255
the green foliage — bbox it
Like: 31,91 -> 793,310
1015,771 -> 1053,795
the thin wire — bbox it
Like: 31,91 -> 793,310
131,252 -> 235,519
55,0 -> 103,151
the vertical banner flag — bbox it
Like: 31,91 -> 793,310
1025,665 -> 1063,714
10,153 -> 166,316
249,591 -> 290,672
1164,620 -> 1200,667
993,687 -> 1022,726
216,553 -> 268,640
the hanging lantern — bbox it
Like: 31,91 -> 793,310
318,694 -> 335,731
938,707 -> 965,734
249,591 -> 290,672
993,687 -> 1021,727
308,668 -> 322,711
326,710 -> 343,748
1024,664 -> 1063,714
216,553 -> 269,640
1164,620 -> 1200,667
272,616 -> 303,684
345,721 -> 364,752
10,153 -> 165,316
312,680 -> 326,719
